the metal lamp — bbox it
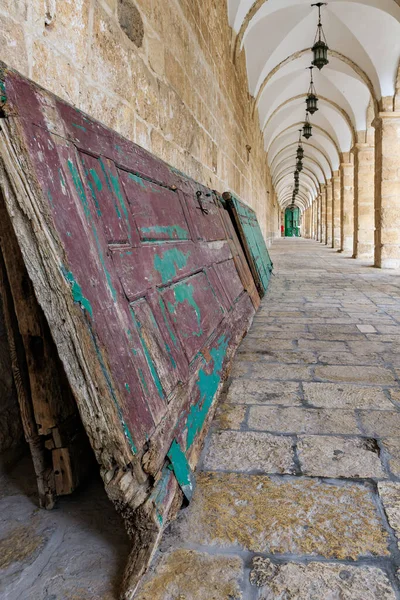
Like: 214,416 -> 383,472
303,113 -> 313,139
306,67 -> 319,114
311,3 -> 329,70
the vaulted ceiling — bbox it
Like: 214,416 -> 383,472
228,0 -> 400,211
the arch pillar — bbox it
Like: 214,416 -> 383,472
353,138 -> 375,259
340,154 -> 354,252
319,193 -> 323,243
373,111 -> 400,269
321,185 -> 327,244
313,199 -> 318,240
332,171 -> 341,249
326,180 -> 333,246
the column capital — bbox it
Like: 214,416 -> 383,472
372,112 -> 400,128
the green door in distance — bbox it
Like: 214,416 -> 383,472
285,207 -> 300,237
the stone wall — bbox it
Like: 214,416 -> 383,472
0,0 -> 278,242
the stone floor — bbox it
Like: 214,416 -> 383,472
136,239 -> 400,600
2,238 -> 400,599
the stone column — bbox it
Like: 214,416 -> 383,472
326,179 -> 333,246
314,199 -> 318,240
321,185 -> 327,244
340,154 -> 354,252
373,112 -> 400,268
353,140 -> 375,259
332,170 -> 341,249
319,193 -> 323,242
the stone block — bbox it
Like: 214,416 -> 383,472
32,40 -> 80,106
360,411 -> 400,438
135,549 -> 243,600
303,382 -> 393,410
0,13 -> 28,75
226,379 -> 301,406
378,482 -> 400,549
214,403 -> 247,430
317,352 -> 382,366
297,436 -> 386,479
248,364 -> 313,381
257,562 -> 396,600
177,472 -> 390,559
32,0 -> 90,70
381,438 -> 400,476
78,83 -> 135,142
314,365 -> 396,385
248,406 -> 360,435
203,430 -> 295,473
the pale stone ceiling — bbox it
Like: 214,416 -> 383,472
228,0 -> 400,210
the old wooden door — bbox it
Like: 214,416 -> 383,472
0,63 -> 257,595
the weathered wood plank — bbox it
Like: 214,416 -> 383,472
0,62 -> 257,599
223,191 -> 273,297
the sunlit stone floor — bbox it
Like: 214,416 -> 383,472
2,238 -> 400,599
137,238 -> 400,600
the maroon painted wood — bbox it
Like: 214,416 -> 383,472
0,66 -> 256,491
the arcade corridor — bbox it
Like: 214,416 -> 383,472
135,238 -> 400,599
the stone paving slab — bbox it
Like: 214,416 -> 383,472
314,365 -> 397,385
247,364 -> 313,381
176,472 -> 390,559
381,438 -> 400,476
297,436 -> 387,479
203,430 -> 295,473
302,382 -> 394,410
317,351 -> 384,365
359,411 -> 400,437
214,403 -> 247,430
135,549 -> 243,600
226,379 -> 301,406
248,406 -> 360,435
237,350 -> 318,364
255,561 -> 396,600
379,482 -> 400,549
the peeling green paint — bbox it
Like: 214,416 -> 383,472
167,440 -> 194,501
150,465 -> 173,526
167,283 -> 202,337
67,159 -> 117,301
90,168 -> 103,192
110,171 -> 132,242
186,335 -> 229,449
82,160 -> 102,217
86,321 -> 137,454
128,172 -> 146,188
159,297 -> 178,347
72,123 -> 87,132
140,225 -> 189,240
47,190 -> 55,208
154,248 -> 190,284
130,307 -> 164,399
138,368 -> 148,393
62,267 -> 93,317
0,80 -> 6,104
165,343 -> 177,368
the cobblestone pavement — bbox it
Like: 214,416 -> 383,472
2,239 -> 400,599
137,239 -> 400,600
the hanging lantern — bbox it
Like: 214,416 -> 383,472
306,67 -> 319,114
296,129 -> 305,160
296,159 -> 304,172
297,145 -> 304,160
294,171 -> 300,183
303,113 -> 313,140
311,3 -> 329,70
